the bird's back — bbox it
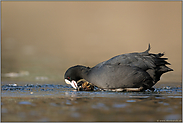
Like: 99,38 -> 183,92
88,44 -> 173,89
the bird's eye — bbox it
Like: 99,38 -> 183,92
67,77 -> 70,80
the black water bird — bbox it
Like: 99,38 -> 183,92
64,44 -> 173,91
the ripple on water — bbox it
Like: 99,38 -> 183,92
92,103 -> 109,110
126,100 -> 136,102
113,103 -> 128,108
155,96 -> 166,99
18,101 -> 35,106
158,102 -> 169,106
129,95 -> 150,99
65,100 -> 72,105
167,96 -> 182,98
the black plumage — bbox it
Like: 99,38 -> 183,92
64,44 -> 173,91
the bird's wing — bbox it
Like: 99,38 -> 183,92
103,44 -> 170,71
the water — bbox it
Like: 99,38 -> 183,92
1,82 -> 182,122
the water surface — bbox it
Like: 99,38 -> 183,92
1,82 -> 182,122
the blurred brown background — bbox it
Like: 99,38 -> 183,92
1,1 -> 181,83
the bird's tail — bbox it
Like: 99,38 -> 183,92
146,50 -> 173,83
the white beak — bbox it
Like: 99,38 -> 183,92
65,79 -> 78,89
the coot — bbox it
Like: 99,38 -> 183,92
64,44 -> 173,91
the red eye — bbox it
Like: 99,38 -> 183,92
67,77 -> 70,79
